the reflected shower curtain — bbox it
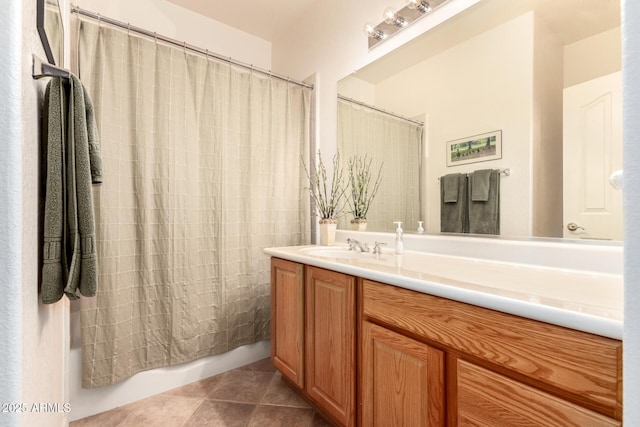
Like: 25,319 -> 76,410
337,99 -> 423,231
77,19 -> 310,387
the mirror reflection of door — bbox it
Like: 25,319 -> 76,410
563,72 -> 623,240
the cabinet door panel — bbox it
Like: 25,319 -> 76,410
271,258 -> 305,388
305,266 -> 356,427
457,360 -> 621,427
361,321 -> 445,427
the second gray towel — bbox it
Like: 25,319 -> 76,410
468,169 -> 500,234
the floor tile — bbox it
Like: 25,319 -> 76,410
69,406 -> 132,427
311,412 -> 336,426
261,372 -> 310,408
208,370 -> 275,403
118,395 -> 202,427
163,374 -> 224,398
246,405 -> 314,427
69,398 -> 146,427
236,357 -> 277,373
183,400 -> 256,427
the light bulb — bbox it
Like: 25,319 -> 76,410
363,22 -> 385,40
383,7 -> 397,24
383,6 -> 407,26
363,22 -> 376,37
407,0 -> 431,13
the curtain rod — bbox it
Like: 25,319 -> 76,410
338,95 -> 424,126
70,5 -> 314,90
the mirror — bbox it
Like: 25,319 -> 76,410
338,0 -> 622,240
37,0 -> 64,66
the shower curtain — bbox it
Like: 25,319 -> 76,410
337,99 -> 423,231
77,19 -> 310,388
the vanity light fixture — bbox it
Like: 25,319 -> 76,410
365,0 -> 450,49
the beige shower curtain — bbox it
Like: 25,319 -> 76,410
337,99 -> 423,231
77,19 -> 310,388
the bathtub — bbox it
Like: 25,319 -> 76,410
68,324 -> 270,421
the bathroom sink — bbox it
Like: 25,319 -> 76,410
300,247 -> 366,259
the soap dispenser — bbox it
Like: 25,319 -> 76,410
393,221 -> 404,254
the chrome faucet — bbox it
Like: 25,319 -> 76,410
372,241 -> 387,255
346,238 -> 369,252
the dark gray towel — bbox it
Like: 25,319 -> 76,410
440,173 -> 468,233
468,169 -> 500,235
41,75 -> 103,304
471,169 -> 492,201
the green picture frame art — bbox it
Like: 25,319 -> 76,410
446,130 -> 502,167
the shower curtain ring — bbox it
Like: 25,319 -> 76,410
97,13 -> 101,27
127,22 -> 130,35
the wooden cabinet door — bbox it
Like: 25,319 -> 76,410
305,266 -> 356,427
271,258 -> 305,388
361,320 -> 445,427
456,359 -> 621,426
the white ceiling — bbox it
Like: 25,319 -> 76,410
166,0 -> 318,42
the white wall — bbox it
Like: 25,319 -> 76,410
532,14 -> 564,238
565,27 -> 622,88
0,0 -> 25,426
623,0 -> 640,423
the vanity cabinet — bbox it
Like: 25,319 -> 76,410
361,278 -> 622,426
270,258 -> 356,426
270,258 -> 622,426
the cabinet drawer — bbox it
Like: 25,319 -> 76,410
361,279 -> 622,419
457,360 -> 620,426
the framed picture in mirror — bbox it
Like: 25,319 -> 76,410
37,0 -> 64,66
447,130 -> 502,167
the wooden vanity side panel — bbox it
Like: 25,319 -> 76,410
271,258 -> 305,388
457,360 -> 621,426
305,266 -> 356,427
361,280 -> 622,419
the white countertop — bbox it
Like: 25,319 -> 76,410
264,244 -> 623,340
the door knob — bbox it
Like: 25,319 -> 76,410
567,222 -> 585,232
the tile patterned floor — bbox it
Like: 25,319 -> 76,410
70,358 -> 334,427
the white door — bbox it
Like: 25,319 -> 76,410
563,72 -> 623,240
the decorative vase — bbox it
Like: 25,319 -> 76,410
319,219 -> 338,246
350,218 -> 368,231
